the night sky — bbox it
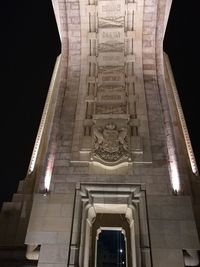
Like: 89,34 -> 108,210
0,1 -> 199,206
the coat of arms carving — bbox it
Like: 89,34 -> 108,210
92,123 -> 129,164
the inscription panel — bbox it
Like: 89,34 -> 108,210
99,28 -> 124,44
98,73 -> 125,84
98,52 -> 124,66
99,66 -> 124,74
95,104 -> 127,114
98,1 -> 125,17
97,91 -> 126,103
99,42 -> 124,52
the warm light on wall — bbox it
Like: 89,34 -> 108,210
27,55 -> 61,175
166,128 -> 180,193
44,143 -> 56,191
170,162 -> 180,193
164,54 -> 199,176
160,54 -> 181,193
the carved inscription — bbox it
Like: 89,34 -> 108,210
101,76 -> 121,82
99,28 -> 124,43
97,85 -> 125,92
98,73 -> 124,84
98,1 -> 124,17
96,104 -> 126,114
97,92 -> 125,103
103,31 -> 120,39
98,52 -> 124,66
101,95 -> 121,101
99,66 -> 124,74
101,4 -> 121,12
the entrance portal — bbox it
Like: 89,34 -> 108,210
96,229 -> 126,267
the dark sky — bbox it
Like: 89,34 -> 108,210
0,1 -> 199,206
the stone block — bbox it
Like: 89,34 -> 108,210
57,232 -> 70,244
42,217 -> 72,232
46,204 -> 62,217
25,231 -> 58,244
146,184 -> 170,195
151,233 -> 181,249
39,244 -> 69,264
152,249 -> 185,267
147,196 -> 195,220
180,221 -> 200,249
61,204 -> 73,217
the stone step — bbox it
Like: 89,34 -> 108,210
17,180 -> 24,193
17,178 -> 34,194
1,202 -> 22,215
11,193 -> 24,203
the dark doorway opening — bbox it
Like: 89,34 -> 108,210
97,230 -> 126,267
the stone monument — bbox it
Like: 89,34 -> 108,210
0,0 -> 200,266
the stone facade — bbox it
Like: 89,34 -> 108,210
0,0 -> 200,266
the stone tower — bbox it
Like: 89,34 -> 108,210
0,0 -> 200,266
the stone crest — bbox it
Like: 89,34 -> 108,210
93,123 -> 128,163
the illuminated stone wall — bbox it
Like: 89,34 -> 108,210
0,0 -> 200,266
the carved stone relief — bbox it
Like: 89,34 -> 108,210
95,104 -> 127,115
98,16 -> 124,28
98,1 -> 125,18
97,85 -> 125,91
73,0 -> 150,166
98,73 -> 124,84
98,52 -> 124,66
99,28 -> 124,43
97,92 -> 125,103
92,123 -> 129,163
88,0 -> 133,165
98,42 -> 124,53
98,66 -> 124,74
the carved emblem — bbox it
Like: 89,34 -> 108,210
93,123 -> 128,163
98,16 -> 124,28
